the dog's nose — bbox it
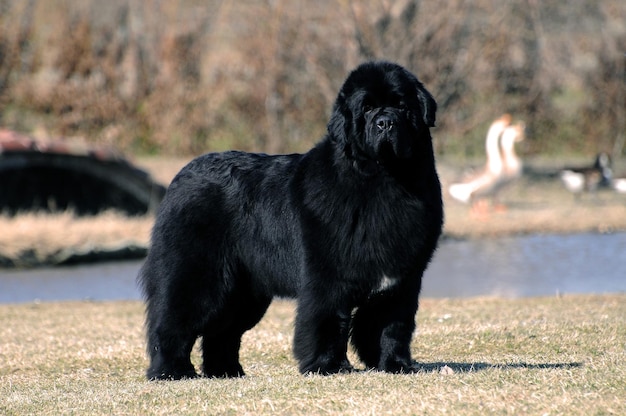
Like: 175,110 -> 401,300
376,115 -> 394,131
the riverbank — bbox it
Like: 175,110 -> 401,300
1,157 -> 625,267
1,295 -> 624,415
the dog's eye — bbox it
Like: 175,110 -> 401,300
364,104 -> 374,113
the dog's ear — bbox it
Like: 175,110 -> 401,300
328,92 -> 349,145
415,81 -> 437,128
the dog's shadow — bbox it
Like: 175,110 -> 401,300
412,361 -> 583,373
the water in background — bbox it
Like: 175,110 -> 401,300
1,232 -> 625,303
423,232 -> 625,298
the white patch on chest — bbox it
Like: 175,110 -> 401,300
375,274 -> 398,294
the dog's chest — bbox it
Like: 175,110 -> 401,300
372,274 -> 399,295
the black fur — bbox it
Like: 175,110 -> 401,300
139,61 -> 443,380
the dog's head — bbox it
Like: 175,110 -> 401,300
328,61 -> 437,164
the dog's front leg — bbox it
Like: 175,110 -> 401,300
377,317 -> 417,373
351,278 -> 421,373
292,290 -> 353,375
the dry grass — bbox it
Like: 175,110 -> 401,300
0,211 -> 154,267
1,295 -> 624,415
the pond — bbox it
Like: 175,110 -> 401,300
1,232 -> 624,304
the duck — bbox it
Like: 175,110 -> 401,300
448,114 -> 511,205
559,152 -> 613,195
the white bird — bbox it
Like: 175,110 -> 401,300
500,122 -> 525,183
448,114 -> 511,204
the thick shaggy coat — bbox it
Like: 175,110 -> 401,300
139,61 -> 443,380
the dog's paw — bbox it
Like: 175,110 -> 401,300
301,358 -> 355,376
378,356 -> 419,374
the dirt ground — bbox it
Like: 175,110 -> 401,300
1,156 -> 625,267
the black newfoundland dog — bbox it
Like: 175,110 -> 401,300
139,61 -> 443,380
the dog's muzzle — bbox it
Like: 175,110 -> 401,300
372,113 -> 399,158
376,115 -> 394,132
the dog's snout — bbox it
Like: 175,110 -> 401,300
376,115 -> 394,131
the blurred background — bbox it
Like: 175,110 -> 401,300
1,0 -> 626,300
1,0 -> 624,158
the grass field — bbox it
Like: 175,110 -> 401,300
1,295 -> 624,415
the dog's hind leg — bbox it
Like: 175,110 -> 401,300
146,320 -> 199,380
142,258 -> 220,380
201,295 -> 272,378
201,330 -> 245,378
